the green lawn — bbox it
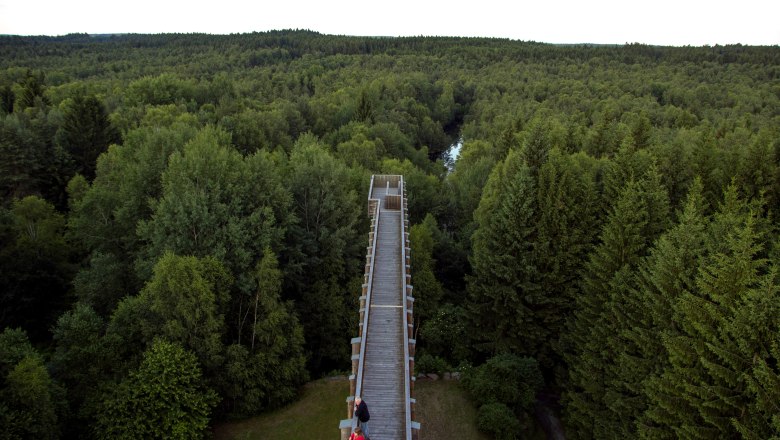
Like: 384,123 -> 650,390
414,379 -> 490,440
211,378 -> 349,440
212,378 -> 490,440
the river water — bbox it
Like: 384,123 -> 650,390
444,137 -> 463,173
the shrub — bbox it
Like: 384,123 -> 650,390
415,353 -> 452,376
461,353 -> 543,412
477,402 -> 522,439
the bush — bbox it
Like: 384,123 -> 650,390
477,402 -> 522,439
461,353 -> 543,412
415,353 -> 451,376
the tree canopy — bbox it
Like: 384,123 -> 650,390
0,31 -> 778,438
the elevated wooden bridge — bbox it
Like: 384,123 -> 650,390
339,175 -> 420,440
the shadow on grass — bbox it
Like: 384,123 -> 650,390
414,379 -> 491,440
212,378 -> 349,440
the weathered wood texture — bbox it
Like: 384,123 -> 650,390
341,176 -> 416,440
360,182 -> 406,438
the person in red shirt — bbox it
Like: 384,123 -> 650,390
349,426 -> 365,440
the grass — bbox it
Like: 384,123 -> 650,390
414,379 -> 490,440
211,378 -> 349,440
212,378 -> 491,440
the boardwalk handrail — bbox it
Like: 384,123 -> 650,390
355,204 -> 380,411
367,175 -> 377,216
339,177 -> 381,437
399,176 -> 414,440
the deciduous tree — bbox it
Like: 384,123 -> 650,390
95,339 -> 217,440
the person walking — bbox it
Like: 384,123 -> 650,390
354,396 -> 370,438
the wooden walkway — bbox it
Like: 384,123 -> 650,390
362,185 -> 405,438
340,175 -> 418,440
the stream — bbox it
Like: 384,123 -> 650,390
444,136 -> 463,173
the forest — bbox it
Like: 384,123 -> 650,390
0,30 -> 779,439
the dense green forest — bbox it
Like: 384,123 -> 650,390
0,31 -> 778,439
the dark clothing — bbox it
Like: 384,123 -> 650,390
355,400 -> 370,422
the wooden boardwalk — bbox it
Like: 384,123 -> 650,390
340,175 -> 418,440
362,185 -> 405,439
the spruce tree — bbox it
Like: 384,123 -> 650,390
654,185 -> 766,439
596,167 -> 672,436
470,146 -> 602,369
725,270 -> 780,439
534,149 -> 601,368
638,179 -> 708,439
56,93 -> 121,180
468,149 -> 538,354
563,170 -> 669,438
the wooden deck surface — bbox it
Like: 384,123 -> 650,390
361,184 -> 405,439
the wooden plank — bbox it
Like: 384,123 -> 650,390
360,206 -> 406,439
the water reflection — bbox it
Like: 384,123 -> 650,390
445,137 -> 463,173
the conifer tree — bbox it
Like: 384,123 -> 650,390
0,85 -> 14,114
598,170 -> 672,434
354,89 -> 375,124
534,149 -> 601,368
563,171 -> 669,439
726,270 -> 780,439
470,147 -> 601,368
410,214 -> 443,331
650,185 -> 766,439
601,144 -> 655,208
521,118 -> 552,175
17,71 -> 49,110
637,179 -> 708,439
468,149 -> 538,354
56,93 -> 121,180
